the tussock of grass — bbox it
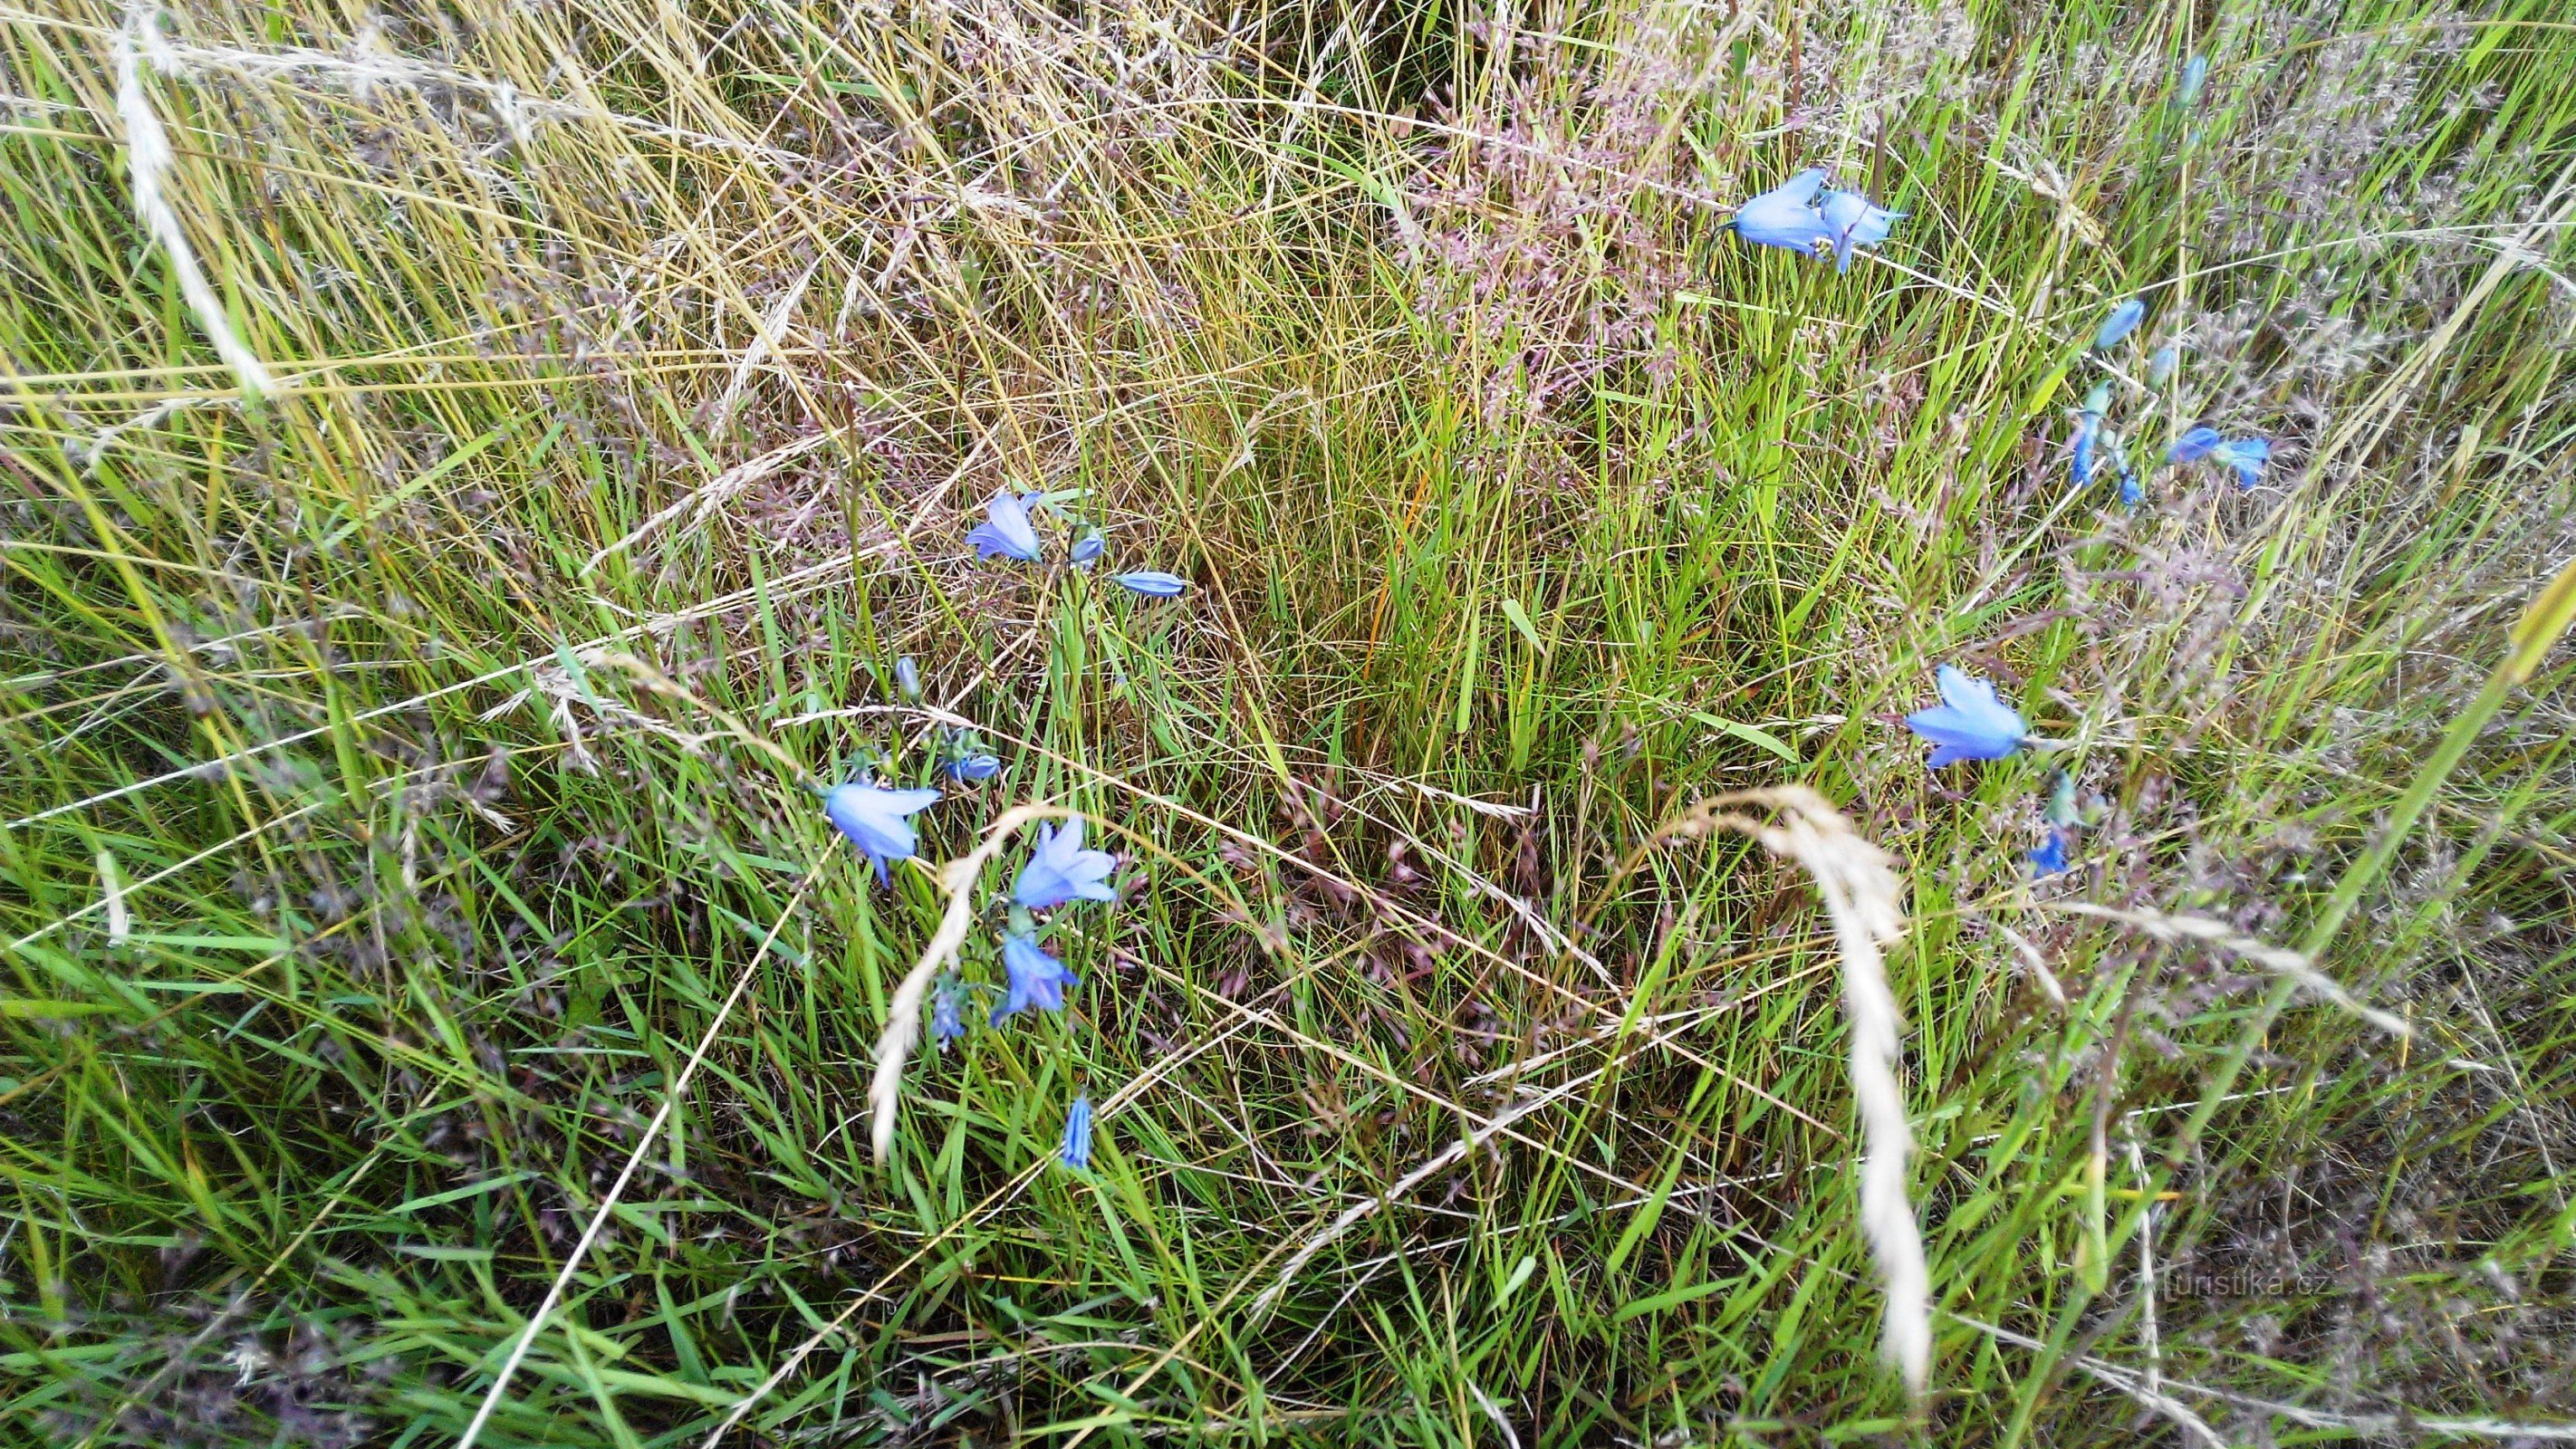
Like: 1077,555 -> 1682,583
4,0 -> 2576,1443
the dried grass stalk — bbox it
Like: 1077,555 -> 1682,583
1643,785 -> 1931,1394
115,3 -> 272,397
867,803 -> 1061,1163
2046,901 -> 2412,1038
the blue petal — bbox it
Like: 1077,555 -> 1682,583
2146,344 -> 2180,387
2177,54 -> 2208,108
1071,530 -> 1106,565
968,490 -> 1043,561
2027,831 -> 2071,877
2071,413 -> 2100,487
2212,437 -> 2270,489
823,783 -> 941,886
2092,299 -> 2145,350
1906,667 -> 2029,768
946,753 -> 1002,782
1820,189 -> 1902,272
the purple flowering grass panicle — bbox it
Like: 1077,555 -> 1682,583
1013,819 -> 1118,910
992,932 -> 1078,1025
1113,571 -> 1187,598
1903,665 -> 2030,768
2093,298 -> 2146,350
1819,187 -> 1905,272
1060,1093 -> 1093,1170
966,489 -> 1043,561
1735,168 -> 1834,256
822,782 -> 943,884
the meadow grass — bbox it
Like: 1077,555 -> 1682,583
4,0 -> 2576,1442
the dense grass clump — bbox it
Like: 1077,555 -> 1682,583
5,0 -> 2576,1442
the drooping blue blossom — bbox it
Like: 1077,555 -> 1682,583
1071,529 -> 1106,566
2071,381 -> 2110,487
1013,819 -> 1118,910
1819,187 -> 1905,273
1060,1093 -> 1093,1171
1734,168 -> 1834,256
2168,427 -> 2271,488
2167,426 -> 2222,464
2119,470 -> 2145,509
2177,54 -> 2209,109
2146,343 -> 2180,388
966,489 -> 1043,562
2093,298 -> 2145,350
929,976 -> 966,1050
1904,665 -> 2030,769
1113,571 -> 1187,598
2028,830 -> 2072,878
2045,769 -> 2081,829
2210,436 -> 2270,490
992,931 -> 1078,1025
823,782 -> 943,885
946,753 -> 1002,782
893,656 -> 922,703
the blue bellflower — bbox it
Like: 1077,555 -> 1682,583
929,977 -> 966,1050
1734,168 -> 1834,256
2093,298 -> 2145,350
946,753 -> 1002,782
1071,529 -> 1106,565
2177,54 -> 2209,109
823,782 -> 943,885
992,932 -> 1078,1025
1113,571 -> 1187,598
1060,1093 -> 1093,1171
2071,381 -> 2110,487
967,490 -> 1044,562
2168,427 -> 2271,489
1013,819 -> 1118,910
2146,343 -> 2180,388
2028,830 -> 2073,878
1904,665 -> 2031,768
1819,187 -> 1904,273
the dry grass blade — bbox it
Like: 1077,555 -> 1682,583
112,2 -> 270,396
2043,901 -> 2413,1038
1625,784 -> 1930,1395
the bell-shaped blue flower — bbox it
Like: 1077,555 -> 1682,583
2168,427 -> 2270,488
1059,1093 -> 1093,1171
823,782 -> 943,885
893,656 -> 922,702
966,489 -> 1043,562
1819,187 -> 1904,273
1013,819 -> 1118,910
2028,830 -> 2072,878
946,753 -> 1001,782
2092,299 -> 2145,350
2146,343 -> 2180,388
991,932 -> 1078,1025
2177,54 -> 2208,109
2119,469 -> 2145,508
1734,168 -> 1833,256
2210,437 -> 2269,489
1071,529 -> 1106,565
1113,571 -> 1187,598
929,976 -> 966,1050
1904,665 -> 2030,768
2167,426 -> 2222,464
2071,381 -> 2110,487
